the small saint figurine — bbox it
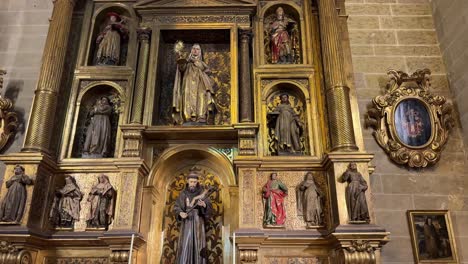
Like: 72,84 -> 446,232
95,12 -> 129,66
262,172 -> 288,227
265,7 -> 299,64
342,163 -> 370,223
173,168 -> 213,264
82,97 -> 112,158
0,165 -> 34,223
49,175 -> 83,229
296,172 -> 323,227
172,42 -> 216,125
86,174 -> 115,230
269,93 -> 303,155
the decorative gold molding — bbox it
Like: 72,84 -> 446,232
143,15 -> 250,25
0,241 -> 33,264
240,249 -> 258,263
0,70 -> 18,153
367,69 -> 454,168
236,124 -> 259,156
340,240 -> 376,264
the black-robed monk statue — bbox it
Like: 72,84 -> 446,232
173,168 -> 213,264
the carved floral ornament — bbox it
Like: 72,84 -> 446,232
367,69 -> 454,168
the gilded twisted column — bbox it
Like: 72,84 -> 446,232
318,0 -> 358,151
131,28 -> 151,124
23,0 -> 78,153
239,29 -> 253,123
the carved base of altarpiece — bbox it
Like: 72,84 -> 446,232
235,225 -> 389,264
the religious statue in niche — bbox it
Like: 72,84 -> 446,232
172,41 -> 216,125
267,93 -> 305,156
173,168 -> 215,264
82,97 -> 112,158
86,174 -> 115,230
49,175 -> 83,229
0,165 -> 34,223
296,172 -> 323,228
264,6 -> 300,64
341,163 -> 370,223
95,12 -> 129,66
262,172 -> 288,227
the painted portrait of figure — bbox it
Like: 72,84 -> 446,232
408,211 -> 458,263
395,99 -> 432,147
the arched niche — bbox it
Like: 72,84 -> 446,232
261,3 -> 303,65
87,4 -> 136,66
71,83 -> 124,158
144,145 -> 237,264
263,81 -> 311,156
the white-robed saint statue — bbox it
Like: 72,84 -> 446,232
172,43 -> 215,125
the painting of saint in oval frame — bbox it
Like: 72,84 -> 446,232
407,210 -> 459,264
367,69 -> 454,168
394,98 -> 433,148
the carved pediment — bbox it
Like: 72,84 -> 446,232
135,0 -> 257,8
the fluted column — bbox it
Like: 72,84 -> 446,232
23,0 -> 78,153
131,28 -> 151,124
239,29 -> 253,123
318,0 -> 358,151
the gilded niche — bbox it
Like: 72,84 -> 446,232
161,168 -> 223,263
89,8 -> 132,66
266,88 -> 308,156
72,85 -> 122,158
154,30 -> 231,126
367,69 -> 454,168
263,5 -> 301,64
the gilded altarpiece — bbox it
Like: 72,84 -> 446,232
0,0 -> 389,263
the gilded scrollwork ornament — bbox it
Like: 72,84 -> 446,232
0,70 -> 19,153
367,69 -> 454,168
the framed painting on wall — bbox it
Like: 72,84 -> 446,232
407,210 -> 458,263
367,69 -> 454,168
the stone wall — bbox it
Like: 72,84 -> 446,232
0,0 -> 53,180
345,0 -> 468,262
431,0 -> 468,159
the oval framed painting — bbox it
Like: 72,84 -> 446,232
367,69 -> 454,168
394,98 -> 433,148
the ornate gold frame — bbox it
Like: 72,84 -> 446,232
407,210 -> 459,264
367,69 -> 454,168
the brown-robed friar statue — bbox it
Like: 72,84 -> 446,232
0,165 -> 34,223
173,168 -> 213,264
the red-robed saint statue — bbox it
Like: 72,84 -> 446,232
262,173 -> 288,226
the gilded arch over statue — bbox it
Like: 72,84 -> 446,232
143,145 -> 237,263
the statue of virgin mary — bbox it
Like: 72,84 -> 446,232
172,43 -> 215,125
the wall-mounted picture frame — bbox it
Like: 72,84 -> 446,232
407,210 -> 458,263
367,69 -> 454,168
